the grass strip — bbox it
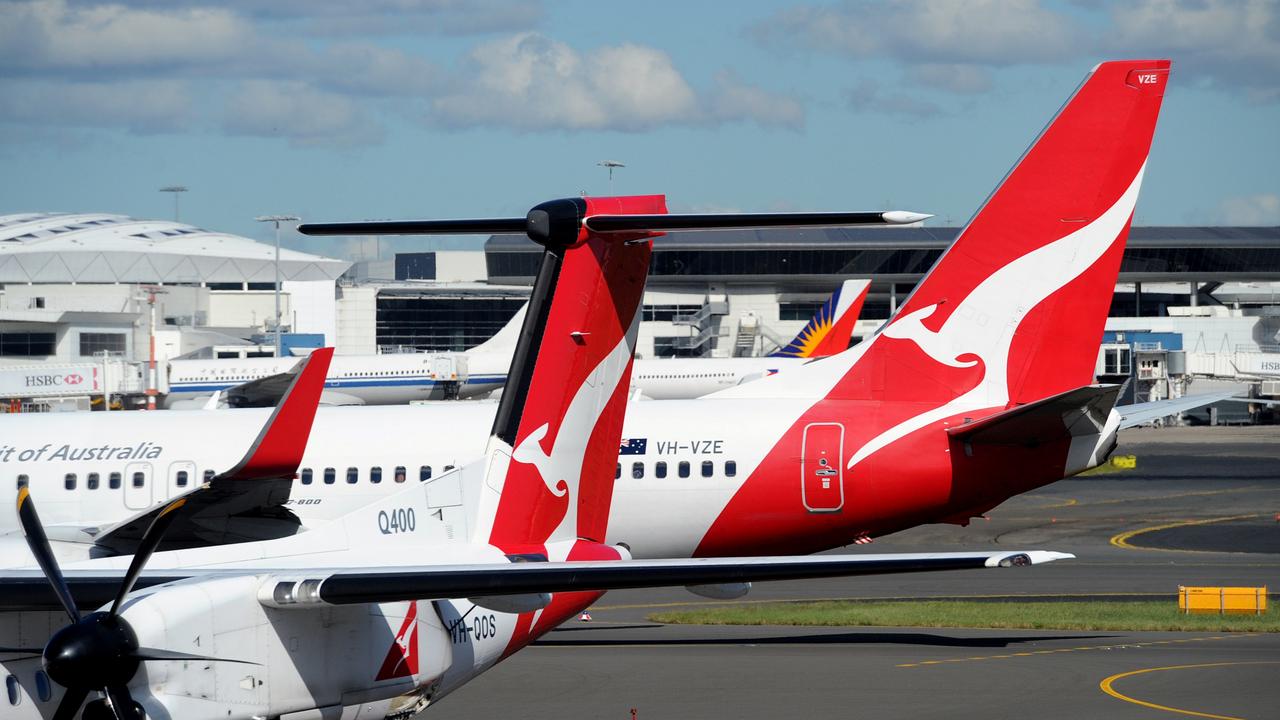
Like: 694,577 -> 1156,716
649,601 -> 1278,633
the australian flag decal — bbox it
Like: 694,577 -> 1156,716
619,438 -> 648,455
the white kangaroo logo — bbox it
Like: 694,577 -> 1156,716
511,328 -> 637,541
848,163 -> 1147,468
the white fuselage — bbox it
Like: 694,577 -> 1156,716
0,399 -> 790,563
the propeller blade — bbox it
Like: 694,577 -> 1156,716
110,496 -> 188,616
583,211 -> 931,233
15,488 -> 80,623
105,684 -> 145,720
51,686 -> 89,720
298,217 -> 527,236
132,647 -> 259,664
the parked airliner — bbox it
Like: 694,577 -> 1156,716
0,142 -> 1082,719
0,60 -> 1176,569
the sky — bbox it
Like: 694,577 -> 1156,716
1,0 -> 1277,261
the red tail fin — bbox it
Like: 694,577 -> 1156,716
482,196 -> 664,551
771,279 -> 870,358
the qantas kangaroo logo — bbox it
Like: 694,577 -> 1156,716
375,601 -> 419,681
848,163 -> 1147,469
511,332 -> 636,540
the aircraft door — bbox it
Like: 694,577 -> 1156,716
801,423 -> 844,513
124,462 -> 153,511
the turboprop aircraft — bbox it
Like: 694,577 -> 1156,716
0,193 -> 1071,720
0,60 -> 1179,570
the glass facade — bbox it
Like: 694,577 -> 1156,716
79,332 -> 126,356
376,296 -> 525,352
0,332 -> 55,357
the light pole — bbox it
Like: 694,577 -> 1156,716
597,160 -> 625,194
255,215 -> 300,357
159,186 -> 188,222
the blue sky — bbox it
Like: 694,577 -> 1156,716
1,0 -> 1277,260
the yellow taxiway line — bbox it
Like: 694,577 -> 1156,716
1110,514 -> 1263,551
1099,661 -> 1280,719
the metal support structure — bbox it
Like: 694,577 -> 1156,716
159,186 -> 187,222
255,215 -> 301,357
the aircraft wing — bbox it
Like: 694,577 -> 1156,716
1117,389 -> 1244,428
90,348 -> 334,555
0,550 -> 1070,611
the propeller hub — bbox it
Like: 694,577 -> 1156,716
44,611 -> 141,689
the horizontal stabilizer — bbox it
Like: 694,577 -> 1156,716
1119,390 -> 1247,428
947,385 -> 1120,446
0,550 -> 1072,611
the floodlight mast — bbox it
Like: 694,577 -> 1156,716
254,214 -> 301,358
158,186 -> 187,222
597,160 -> 625,193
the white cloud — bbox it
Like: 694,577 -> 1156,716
1219,193 -> 1280,225
754,0 -> 1081,70
845,79 -> 942,119
906,63 -> 992,95
1106,0 -> 1280,102
0,0 -> 252,74
223,81 -> 382,147
0,78 -> 195,132
431,33 -> 803,132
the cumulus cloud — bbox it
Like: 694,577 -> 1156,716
1219,193 -> 1280,225
0,78 -> 195,133
845,79 -> 942,119
136,0 -> 545,36
1107,0 -> 1280,102
431,33 -> 802,132
755,0 -> 1280,103
223,80 -> 383,146
753,0 -> 1081,70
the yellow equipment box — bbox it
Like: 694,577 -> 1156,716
1178,586 -> 1268,615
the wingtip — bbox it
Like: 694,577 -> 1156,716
883,211 -> 933,224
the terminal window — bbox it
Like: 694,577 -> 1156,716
0,332 -> 55,357
79,332 -> 125,356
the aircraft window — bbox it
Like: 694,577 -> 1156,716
34,670 -> 50,702
701,460 -> 713,478
346,467 -> 359,484
203,469 -> 216,482
370,466 -> 382,484
419,466 -> 431,482
395,466 -> 407,483
632,462 -> 644,479
109,472 -> 121,490
678,461 -> 690,479
444,465 -> 455,472
176,470 -> 189,488
132,472 -> 145,488
725,461 -> 737,477
87,472 -> 100,490
655,461 -> 667,479
5,674 -> 17,705
323,468 -> 336,485
16,475 -> 28,490
300,468 -> 313,485
615,463 -> 621,480
64,473 -> 76,490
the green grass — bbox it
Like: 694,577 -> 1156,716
649,600 -> 1278,633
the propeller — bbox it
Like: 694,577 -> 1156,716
15,489 -> 250,720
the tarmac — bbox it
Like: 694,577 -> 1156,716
430,426 -> 1279,719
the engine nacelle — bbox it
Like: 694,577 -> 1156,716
119,575 -> 452,720
685,582 -> 752,600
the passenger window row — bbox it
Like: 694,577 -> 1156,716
615,460 -> 737,480
36,467 -> 217,492
298,464 -> 456,486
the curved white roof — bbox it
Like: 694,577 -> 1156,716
0,213 -> 349,283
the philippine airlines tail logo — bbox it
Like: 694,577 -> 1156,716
375,601 -> 419,681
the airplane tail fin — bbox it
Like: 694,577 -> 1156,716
728,61 -> 1169,416
467,302 -> 528,355
770,279 -> 870,358
477,196 -> 663,550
